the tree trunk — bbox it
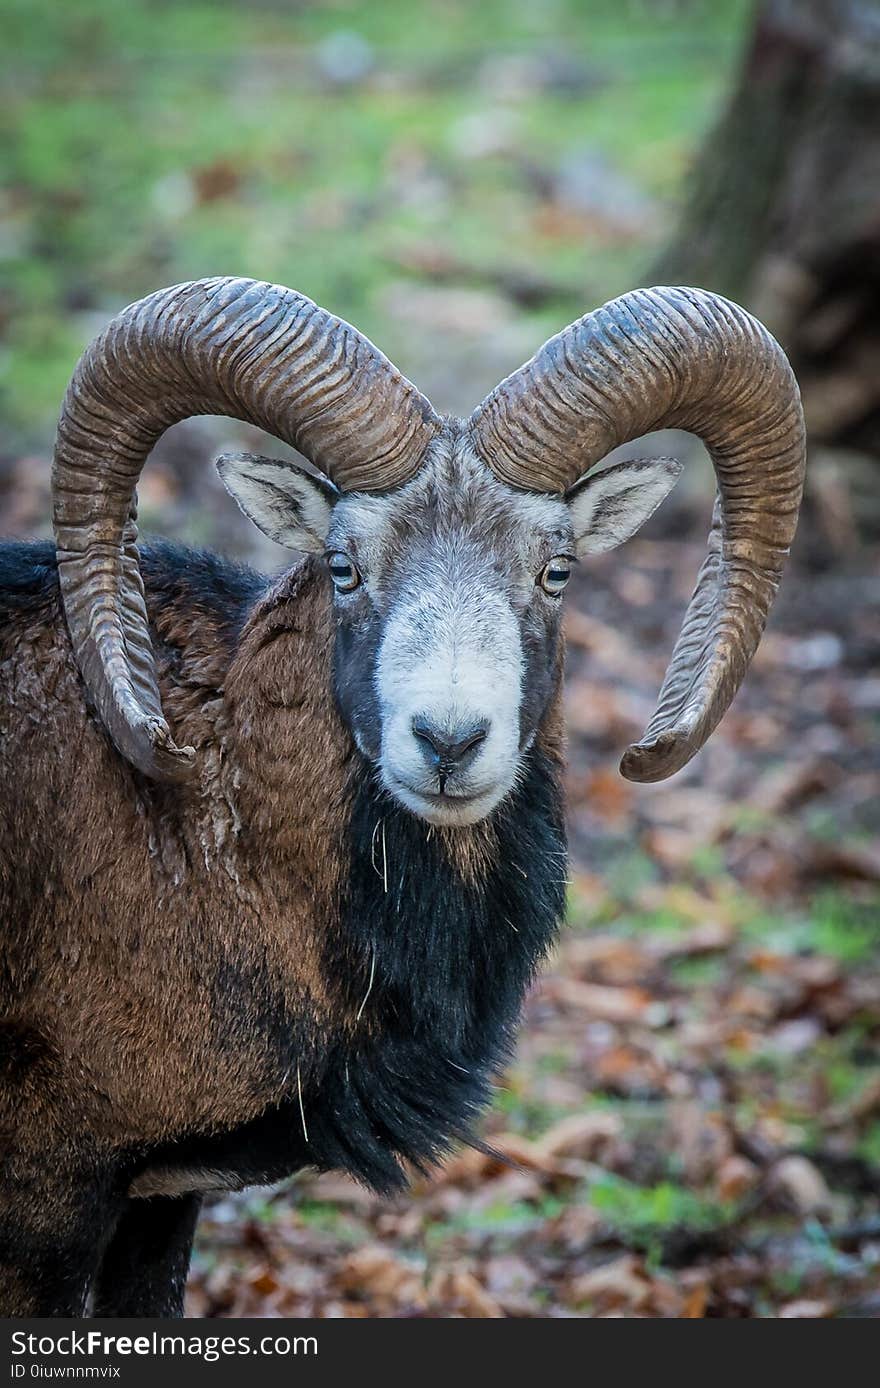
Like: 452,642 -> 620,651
656,0 -> 880,463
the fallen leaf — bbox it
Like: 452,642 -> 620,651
533,1111 -> 622,1162
769,1156 -> 833,1216
648,920 -> 735,959
681,1283 -> 709,1318
560,933 -> 652,984
336,1245 -> 427,1311
716,1154 -> 761,1202
750,758 -> 841,814
543,977 -> 652,1023
428,1268 -> 504,1318
670,1103 -> 733,1185
247,1267 -> 280,1298
569,1255 -> 651,1310
778,1299 -> 832,1318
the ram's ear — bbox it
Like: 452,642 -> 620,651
216,452 -> 339,552
567,457 -> 683,557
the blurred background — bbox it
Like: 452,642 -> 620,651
1,0 -> 878,1318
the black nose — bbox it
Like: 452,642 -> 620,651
412,717 -> 489,787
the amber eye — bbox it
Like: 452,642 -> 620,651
539,557 -> 572,596
328,552 -> 360,593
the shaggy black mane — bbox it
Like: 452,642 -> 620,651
313,746 -> 567,1191
0,539 -> 59,618
0,538 -> 267,639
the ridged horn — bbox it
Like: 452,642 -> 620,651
52,277 -> 440,781
468,286 -> 806,783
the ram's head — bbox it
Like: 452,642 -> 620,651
53,279 -> 805,825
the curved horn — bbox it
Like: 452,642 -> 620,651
468,286 -> 805,784
53,277 -> 440,781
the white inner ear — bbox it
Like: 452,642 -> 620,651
216,452 -> 337,552
568,457 -> 683,557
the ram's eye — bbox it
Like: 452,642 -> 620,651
327,552 -> 360,593
538,557 -> 572,596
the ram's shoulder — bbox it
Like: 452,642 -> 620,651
140,538 -> 268,640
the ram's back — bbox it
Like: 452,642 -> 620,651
0,541 -> 78,823
0,535 -> 265,784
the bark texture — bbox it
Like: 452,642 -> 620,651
657,0 -> 880,461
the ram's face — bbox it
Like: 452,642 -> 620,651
326,434 -> 572,826
218,426 -> 680,827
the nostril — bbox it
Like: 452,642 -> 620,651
411,717 -> 490,775
412,719 -> 443,766
457,725 -> 488,758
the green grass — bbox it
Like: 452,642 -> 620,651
738,889 -> 880,967
668,953 -> 725,987
586,1173 -> 735,1265
857,1121 -> 880,1166
294,1200 -> 365,1244
492,1082 -> 567,1136
568,862 -> 880,971
426,1193 -> 567,1246
1,0 -> 750,444
807,892 -> 879,965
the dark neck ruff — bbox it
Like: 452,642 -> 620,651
138,744 -> 567,1195
307,745 -> 567,1192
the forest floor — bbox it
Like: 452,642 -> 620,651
185,528 -> 880,1319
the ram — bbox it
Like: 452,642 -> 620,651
0,278 -> 805,1316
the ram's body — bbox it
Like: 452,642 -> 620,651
0,537 -> 565,1310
